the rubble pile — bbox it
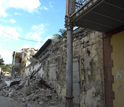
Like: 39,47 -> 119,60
0,77 -> 64,107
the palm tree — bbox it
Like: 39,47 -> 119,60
59,29 -> 67,37
53,29 -> 67,40
53,34 -> 61,40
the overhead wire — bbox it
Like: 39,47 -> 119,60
0,30 -> 44,43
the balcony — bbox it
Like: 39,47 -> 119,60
71,0 -> 124,33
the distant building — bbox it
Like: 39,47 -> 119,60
11,48 -> 38,77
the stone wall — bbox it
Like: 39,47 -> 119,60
73,28 -> 104,107
25,27 -> 104,107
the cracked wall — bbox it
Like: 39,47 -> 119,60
73,28 -> 104,107
25,27 -> 104,107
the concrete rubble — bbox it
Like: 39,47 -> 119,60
0,76 -> 64,107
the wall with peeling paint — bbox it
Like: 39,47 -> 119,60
111,31 -> 124,107
25,28 -> 104,107
73,28 -> 104,107
25,62 -> 43,78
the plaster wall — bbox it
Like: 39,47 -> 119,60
25,67 -> 30,76
49,64 -> 57,89
25,28 -> 104,107
72,29 -> 104,107
111,31 -> 124,107
25,62 -> 43,78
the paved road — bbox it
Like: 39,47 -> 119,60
0,96 -> 65,107
0,96 -> 23,107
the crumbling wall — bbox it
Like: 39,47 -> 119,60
73,28 -> 104,107
43,28 -> 104,107
25,27 -> 104,107
25,62 -> 43,78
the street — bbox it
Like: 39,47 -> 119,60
0,95 -> 22,107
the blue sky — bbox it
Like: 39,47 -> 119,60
0,0 -> 66,64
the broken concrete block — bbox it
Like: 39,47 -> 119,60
39,101 -> 44,105
8,90 -> 14,98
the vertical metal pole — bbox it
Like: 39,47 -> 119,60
65,0 -> 75,106
65,20 -> 73,107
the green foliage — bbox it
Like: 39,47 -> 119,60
53,29 -> 67,40
1,64 -> 12,73
59,29 -> 67,37
53,34 -> 61,40
0,57 -> 4,65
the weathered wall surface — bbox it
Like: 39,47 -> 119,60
25,28 -> 104,107
111,31 -> 124,107
25,62 -> 43,78
73,28 -> 104,107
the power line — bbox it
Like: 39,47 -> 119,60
0,30 -> 44,43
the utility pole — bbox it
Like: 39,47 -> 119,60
65,0 -> 75,107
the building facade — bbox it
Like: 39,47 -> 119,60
66,0 -> 124,107
12,48 -> 37,77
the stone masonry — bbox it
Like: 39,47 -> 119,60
25,27 -> 104,107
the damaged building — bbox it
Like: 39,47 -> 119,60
12,48 -> 38,77
25,27 -> 104,107
65,0 -> 124,107
9,0 -> 124,106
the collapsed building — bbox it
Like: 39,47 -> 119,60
12,48 -> 38,77
25,27 -> 104,107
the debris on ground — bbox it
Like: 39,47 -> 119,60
0,76 -> 64,107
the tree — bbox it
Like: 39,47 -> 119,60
1,64 -> 12,73
53,34 -> 61,40
53,29 -> 67,40
59,29 -> 67,37
0,55 -> 4,65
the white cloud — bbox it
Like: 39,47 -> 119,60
26,24 -> 45,49
0,18 -> 8,23
26,24 -> 45,40
32,24 -> 44,31
10,19 -> 16,23
49,2 -> 53,8
0,25 -> 22,41
8,0 -> 41,12
0,49 -> 12,64
14,12 -> 21,15
22,44 -> 29,48
40,6 -> 48,10
26,23 -> 52,49
17,26 -> 22,32
0,0 -> 41,17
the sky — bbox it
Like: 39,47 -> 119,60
0,0 -> 66,64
